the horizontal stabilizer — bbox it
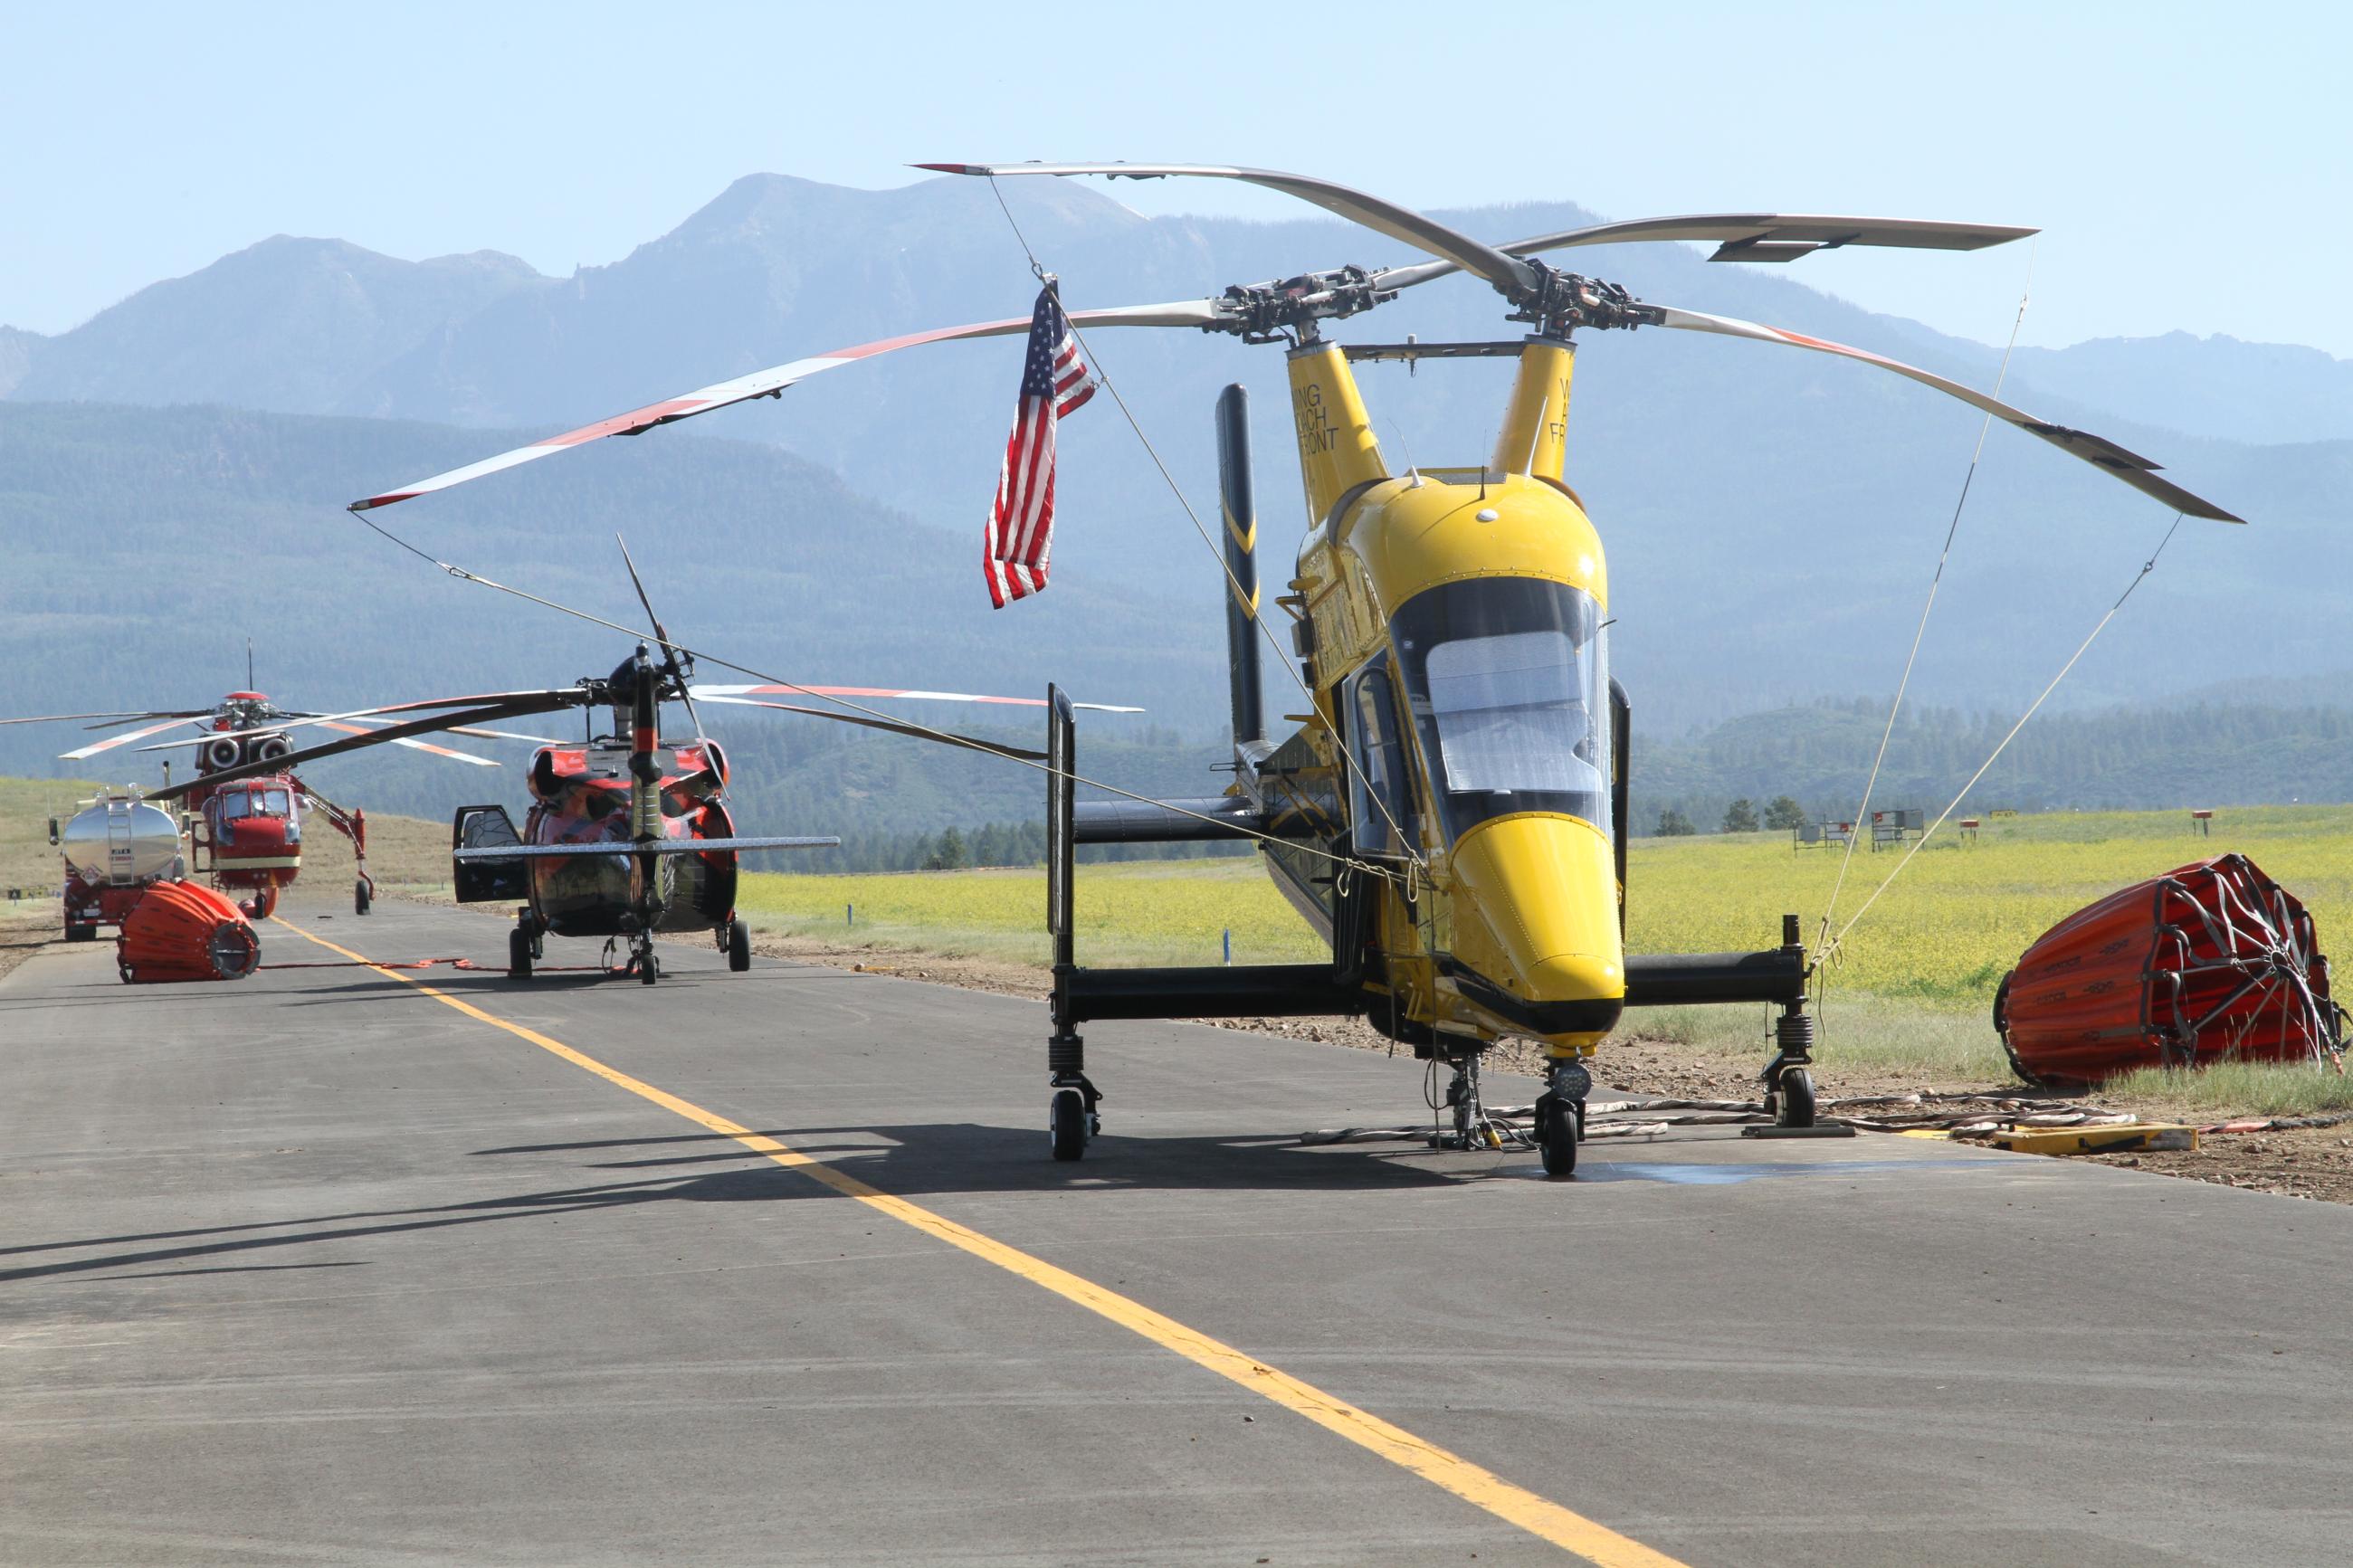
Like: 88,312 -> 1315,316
1060,963 -> 1367,1022
1075,796 -> 1272,844
454,835 -> 839,861
1623,949 -> 1806,1007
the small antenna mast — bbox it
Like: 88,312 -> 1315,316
246,637 -> 254,690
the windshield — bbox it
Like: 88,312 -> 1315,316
1390,577 -> 1609,842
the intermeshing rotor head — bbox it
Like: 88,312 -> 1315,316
1209,260 -> 1658,345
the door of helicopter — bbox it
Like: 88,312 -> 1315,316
451,803 -> 529,903
1341,653 -> 1419,861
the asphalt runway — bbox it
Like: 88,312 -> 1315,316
3,895 -> 2348,1566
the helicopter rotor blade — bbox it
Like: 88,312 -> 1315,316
57,717 -> 211,760
696,694 -> 1048,761
0,708 -> 210,728
919,162 -> 1542,299
690,682 -> 1141,713
313,721 -> 501,766
926,166 -> 2043,322
1643,302 -> 2243,522
346,299 -> 1218,512
616,533 -> 706,745
151,698 -> 583,800
436,724 -> 566,744
188,689 -> 593,743
1372,213 -> 2039,291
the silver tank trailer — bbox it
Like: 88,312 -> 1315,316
56,793 -> 185,886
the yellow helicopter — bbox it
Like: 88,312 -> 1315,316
348,163 -> 2241,1175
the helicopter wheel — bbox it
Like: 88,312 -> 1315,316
727,917 -> 751,973
354,879 -> 371,916
1050,1085 -> 1092,1162
1536,1093 -> 1580,1179
508,924 -> 533,980
1775,1067 -> 1817,1129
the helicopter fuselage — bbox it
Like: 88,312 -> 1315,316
512,739 -> 740,939
1268,335 -> 1626,1061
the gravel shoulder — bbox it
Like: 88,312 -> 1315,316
0,909 -> 62,984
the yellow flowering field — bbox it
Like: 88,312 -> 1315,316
1627,804 -> 2351,1011
736,854 -> 1327,968
738,804 -> 2352,1014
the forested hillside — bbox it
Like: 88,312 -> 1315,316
1636,698 -> 2353,835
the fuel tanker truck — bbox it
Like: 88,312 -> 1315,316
47,789 -> 259,983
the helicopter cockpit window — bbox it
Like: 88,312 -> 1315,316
1391,576 -> 1610,843
1343,655 -> 1417,859
256,789 -> 291,817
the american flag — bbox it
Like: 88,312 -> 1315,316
984,287 -> 1097,608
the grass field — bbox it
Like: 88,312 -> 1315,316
1629,805 -> 2352,1011
739,804 -> 2351,992
736,854 -> 1327,969
0,776 -> 103,912
735,803 -> 2353,1089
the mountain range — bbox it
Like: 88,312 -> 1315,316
2,172 -> 2345,817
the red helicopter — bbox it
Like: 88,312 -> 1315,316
5,679 -> 541,933
172,553 -> 1135,982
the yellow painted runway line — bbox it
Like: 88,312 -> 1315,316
270,916 -> 1690,1568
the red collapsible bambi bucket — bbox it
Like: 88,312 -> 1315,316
116,880 -> 262,984
1995,855 -> 2344,1088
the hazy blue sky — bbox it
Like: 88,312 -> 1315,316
6,2 -> 2346,356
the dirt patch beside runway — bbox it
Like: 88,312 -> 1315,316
0,911 -> 64,984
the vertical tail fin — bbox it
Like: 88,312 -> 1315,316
1215,384 -> 1265,754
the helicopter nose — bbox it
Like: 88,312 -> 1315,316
1448,813 -> 1625,1003
1521,949 -> 1624,1000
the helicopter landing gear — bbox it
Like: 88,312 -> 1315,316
354,877 -> 372,916
1050,1076 -> 1100,1161
1431,1048 -> 1510,1152
1534,1056 -> 1591,1179
1759,1004 -> 1818,1128
510,908 -> 544,978
1046,1021 -> 1100,1162
722,917 -> 751,973
609,913 -> 661,984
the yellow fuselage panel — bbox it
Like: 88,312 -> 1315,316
1447,812 -> 1625,1000
1300,473 -> 1609,678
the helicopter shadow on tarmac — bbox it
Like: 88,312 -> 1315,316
0,1126 -> 1470,1289
266,963 -> 870,1004
476,1118 -> 1473,1200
